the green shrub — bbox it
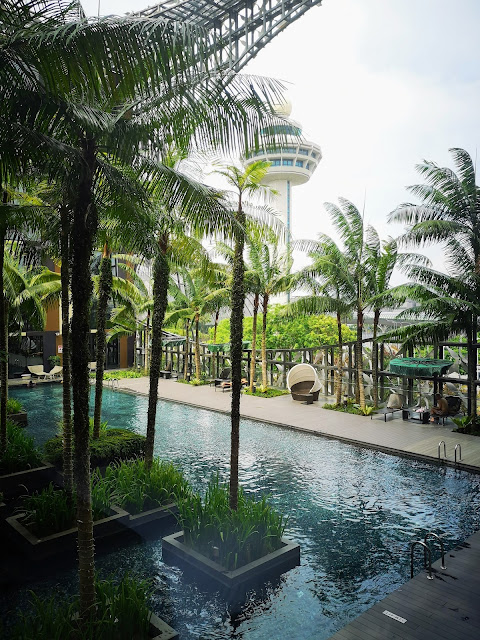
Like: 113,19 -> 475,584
12,574 -> 152,640
0,421 -> 43,475
19,473 -> 109,537
103,458 -> 191,514
5,397 -> 24,415
44,429 -> 145,468
244,387 -> 288,398
178,476 -> 287,571
323,400 -> 364,415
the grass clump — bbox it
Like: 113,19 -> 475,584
104,458 -> 191,514
11,574 -> 152,640
5,397 -> 24,415
90,369 -> 143,380
0,421 -> 43,475
19,471 -> 110,537
44,429 -> 145,469
178,476 -> 287,571
244,387 -> 288,398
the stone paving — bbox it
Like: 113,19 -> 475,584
115,376 -> 480,472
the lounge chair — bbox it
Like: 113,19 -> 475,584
46,365 -> 63,380
287,364 -> 321,402
211,367 -> 231,388
434,396 -> 464,424
372,393 -> 407,421
27,365 -> 48,379
89,362 -> 97,373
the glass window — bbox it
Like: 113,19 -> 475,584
282,159 -> 293,166
295,160 -> 304,168
271,159 -> 281,166
306,162 -> 310,170
281,147 -> 296,154
299,148 -> 309,155
311,151 -> 317,158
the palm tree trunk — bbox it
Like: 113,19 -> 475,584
229,203 -> 245,511
261,294 -> 269,389
356,307 -> 366,411
467,322 -> 477,420
249,293 -> 259,393
213,309 -> 219,379
335,311 -> 343,405
60,206 -> 73,493
0,219 -> 7,455
93,243 -> 112,439
194,314 -> 201,379
145,238 -> 169,468
70,137 -> 98,619
183,319 -> 190,379
372,310 -> 380,407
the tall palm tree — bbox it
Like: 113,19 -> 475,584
389,148 -> 480,417
214,160 -> 274,509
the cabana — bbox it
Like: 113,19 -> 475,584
287,364 -> 321,403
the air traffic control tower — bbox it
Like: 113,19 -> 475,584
245,100 -> 321,247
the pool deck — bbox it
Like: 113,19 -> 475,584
115,377 -> 480,473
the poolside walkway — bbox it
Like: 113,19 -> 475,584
114,377 -> 480,473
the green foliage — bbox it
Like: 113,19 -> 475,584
43,429 -> 145,469
189,378 -> 208,386
11,574 -> 152,640
89,369 -> 143,380
323,400 -> 364,416
210,307 -> 355,350
5,397 -> 24,415
19,473 -> 109,538
0,421 -> 43,475
244,388 -> 288,398
178,475 -> 286,571
48,355 -> 61,367
361,405 -> 375,416
103,458 -> 191,515
452,415 -> 480,436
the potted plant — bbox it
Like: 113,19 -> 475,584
162,476 -> 299,593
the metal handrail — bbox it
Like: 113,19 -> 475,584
424,532 -> 446,570
455,443 -> 462,464
438,441 -> 447,460
410,541 -> 434,580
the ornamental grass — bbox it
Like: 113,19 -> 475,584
0,421 -> 42,475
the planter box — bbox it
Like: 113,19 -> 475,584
162,531 -> 300,593
7,412 -> 28,426
6,505 -> 129,560
0,463 -> 60,499
121,502 -> 179,535
149,612 -> 178,640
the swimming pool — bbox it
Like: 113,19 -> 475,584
5,384 -> 480,639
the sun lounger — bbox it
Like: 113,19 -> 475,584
27,365 -> 48,379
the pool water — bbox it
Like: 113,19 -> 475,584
5,385 -> 480,639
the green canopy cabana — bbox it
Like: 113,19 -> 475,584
389,357 -> 454,377
161,331 -> 185,347
205,341 -> 251,353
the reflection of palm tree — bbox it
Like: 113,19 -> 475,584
389,148 -> 480,417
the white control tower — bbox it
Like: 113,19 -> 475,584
245,99 -> 322,302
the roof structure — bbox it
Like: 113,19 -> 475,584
138,0 -> 323,70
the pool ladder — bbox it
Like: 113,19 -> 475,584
410,532 -> 446,580
438,441 -> 463,464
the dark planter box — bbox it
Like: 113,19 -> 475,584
7,412 -> 28,426
162,531 -> 300,592
121,502 -> 179,535
6,505 -> 129,560
149,611 -> 178,640
0,463 -> 60,499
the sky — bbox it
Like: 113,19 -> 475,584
81,0 -> 480,276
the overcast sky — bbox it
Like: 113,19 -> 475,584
82,0 -> 480,275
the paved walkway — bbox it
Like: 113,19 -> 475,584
115,377 -> 480,472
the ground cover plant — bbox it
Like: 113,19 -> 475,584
103,458 -> 191,514
178,476 -> 287,570
10,574 -> 152,640
89,369 -> 143,380
323,399 -> 376,416
0,421 -> 43,475
44,429 -> 145,469
243,387 -> 288,398
18,471 -> 111,537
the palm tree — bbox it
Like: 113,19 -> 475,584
389,147 -> 480,418
214,160 -> 274,509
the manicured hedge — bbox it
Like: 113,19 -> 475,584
44,429 -> 145,468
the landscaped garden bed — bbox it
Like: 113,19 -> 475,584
4,398 -> 28,426
8,574 -> 178,639
0,421 -> 57,498
102,458 -> 190,533
162,477 -> 299,593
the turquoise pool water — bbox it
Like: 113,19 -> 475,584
5,384 -> 480,639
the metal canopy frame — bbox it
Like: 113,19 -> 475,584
138,1 -> 323,70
